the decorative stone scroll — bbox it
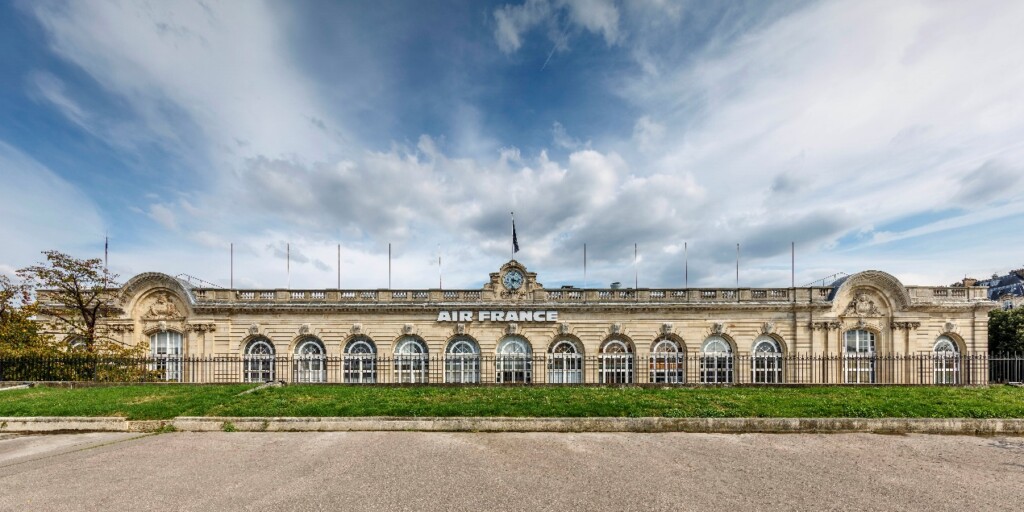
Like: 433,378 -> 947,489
891,321 -> 921,331
108,323 -> 135,334
610,323 -> 622,335
810,321 -> 842,331
760,321 -> 775,335
402,323 -> 416,335
559,322 -> 571,335
944,321 -> 958,334
298,324 -> 311,336
351,323 -> 362,335
187,322 -> 217,333
506,323 -> 519,335
660,323 -> 674,336
454,323 -> 466,335
248,323 -> 260,336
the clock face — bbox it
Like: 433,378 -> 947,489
502,269 -> 525,290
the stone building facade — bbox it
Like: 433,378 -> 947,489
81,261 -> 995,384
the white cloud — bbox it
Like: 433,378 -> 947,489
29,0 -> 346,166
147,204 -> 178,231
0,141 -> 105,270
493,0 -> 621,54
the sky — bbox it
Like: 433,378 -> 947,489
0,0 -> 1022,291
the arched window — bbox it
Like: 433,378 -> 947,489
751,336 -> 783,384
649,338 -> 685,384
394,337 -> 429,383
344,337 -> 377,384
843,330 -> 875,384
599,338 -> 634,384
293,337 -> 326,383
700,336 -> 733,384
548,338 -> 583,384
67,337 -> 88,352
933,336 -> 960,385
150,331 -> 183,382
243,338 -> 276,383
445,337 -> 480,383
496,336 -> 532,384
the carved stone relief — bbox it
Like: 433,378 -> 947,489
142,291 -> 182,319
843,292 -> 881,317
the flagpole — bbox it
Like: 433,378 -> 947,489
791,241 -> 795,289
104,233 -> 108,271
736,243 -> 740,289
287,243 -> 291,290
583,243 -> 587,289
510,211 -> 514,261
438,244 -> 442,289
634,243 -> 638,289
388,243 -> 392,289
230,242 -> 234,289
684,241 -> 688,289
337,244 -> 341,289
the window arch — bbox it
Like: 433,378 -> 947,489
394,336 -> 429,383
649,337 -> 685,384
751,336 -> 783,384
843,329 -> 875,384
700,336 -> 733,383
150,330 -> 183,382
243,337 -> 276,383
293,337 -> 326,383
445,336 -> 480,383
67,337 -> 88,352
548,338 -> 583,384
933,335 -> 960,385
496,335 -> 532,383
599,338 -> 634,384
344,337 -> 377,384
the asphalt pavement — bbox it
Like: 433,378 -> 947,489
1,431 -> 1022,511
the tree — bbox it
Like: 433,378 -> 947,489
989,307 -> 1024,354
17,250 -> 119,352
0,274 -> 53,353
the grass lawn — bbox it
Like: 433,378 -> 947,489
1,385 -> 1023,421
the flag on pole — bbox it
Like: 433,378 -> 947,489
512,216 -> 520,253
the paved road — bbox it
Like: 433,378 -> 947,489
1,432 -> 1022,511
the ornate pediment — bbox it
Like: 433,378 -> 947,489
141,291 -> 184,320
843,293 -> 881,317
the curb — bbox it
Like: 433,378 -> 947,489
3,417 -> 1024,434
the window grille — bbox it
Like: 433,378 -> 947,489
751,336 -> 783,383
933,336 -> 960,384
496,336 -> 532,383
150,330 -> 183,382
843,330 -> 875,384
243,338 -> 275,383
394,337 -> 428,383
548,339 -> 583,383
344,338 -> 377,383
649,338 -> 685,383
599,339 -> 634,383
293,338 -> 326,383
445,337 -> 480,383
700,336 -> 733,383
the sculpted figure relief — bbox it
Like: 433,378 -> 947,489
144,292 -> 180,319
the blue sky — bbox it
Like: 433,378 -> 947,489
1,0 -> 1022,290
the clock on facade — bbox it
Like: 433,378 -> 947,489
502,269 -> 525,290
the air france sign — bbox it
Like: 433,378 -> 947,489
436,310 -> 559,322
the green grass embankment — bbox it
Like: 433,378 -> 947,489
2,385 -> 1023,421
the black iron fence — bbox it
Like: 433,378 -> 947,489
2,353 -> 1023,385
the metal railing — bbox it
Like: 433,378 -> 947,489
2,353 -> 1022,385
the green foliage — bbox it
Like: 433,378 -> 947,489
17,250 -> 119,351
989,307 -> 1024,354
0,275 -> 53,354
